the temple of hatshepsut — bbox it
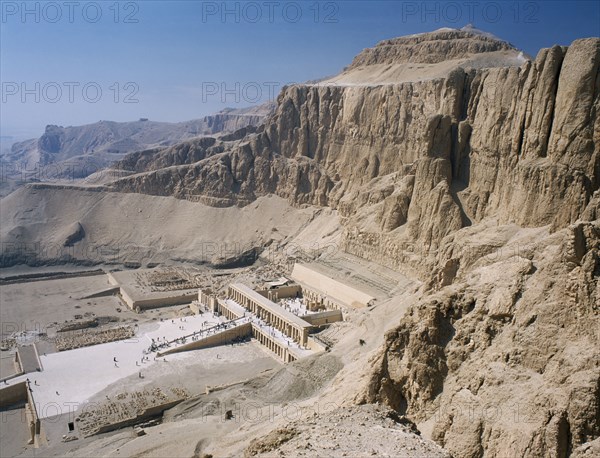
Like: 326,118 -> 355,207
0,260 -> 371,446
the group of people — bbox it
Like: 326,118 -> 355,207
148,337 -> 172,353
280,298 -> 309,316
138,310 -> 249,357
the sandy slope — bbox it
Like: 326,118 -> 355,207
0,186 -> 328,267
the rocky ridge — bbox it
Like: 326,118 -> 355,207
347,28 -> 518,66
2,104 -> 272,179
100,29 -> 600,457
360,219 -> 599,457
107,31 -> 599,275
1,28 -> 598,457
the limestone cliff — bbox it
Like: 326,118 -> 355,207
2,25 -> 598,458
347,28 -> 517,66
98,30 -> 600,457
360,219 -> 599,458
109,31 -> 599,272
101,28 -> 600,457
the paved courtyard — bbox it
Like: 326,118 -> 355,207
5,311 -> 226,418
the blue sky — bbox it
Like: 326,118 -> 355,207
1,0 -> 599,139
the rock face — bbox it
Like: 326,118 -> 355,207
109,32 -> 599,273
361,220 -> 600,458
347,28 -> 516,66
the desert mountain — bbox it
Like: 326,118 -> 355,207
1,27 -> 598,458
103,27 -> 597,242
1,104 -> 273,179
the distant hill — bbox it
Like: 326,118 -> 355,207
0,135 -> 18,155
1,103 -> 274,181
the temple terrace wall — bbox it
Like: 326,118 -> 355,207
301,309 -> 343,327
107,272 -> 197,312
291,263 -> 374,308
157,322 -> 252,356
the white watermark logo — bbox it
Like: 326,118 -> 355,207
200,1 -> 339,23
1,1 -> 140,23
2,82 -> 139,104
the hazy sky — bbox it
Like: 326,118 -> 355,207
1,0 -> 599,139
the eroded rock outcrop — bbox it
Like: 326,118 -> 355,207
108,32 -> 599,280
361,221 -> 599,458
347,29 -> 517,67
